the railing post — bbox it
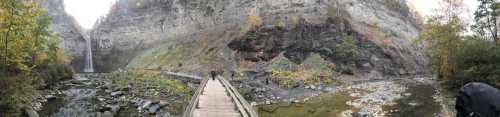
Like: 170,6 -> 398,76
219,76 -> 259,117
182,78 -> 208,117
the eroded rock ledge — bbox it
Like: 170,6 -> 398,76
229,17 -> 418,76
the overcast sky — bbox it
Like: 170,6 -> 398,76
411,0 -> 479,23
64,0 -> 117,29
64,0 -> 480,29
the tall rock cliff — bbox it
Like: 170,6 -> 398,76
91,0 -> 426,77
39,0 -> 87,72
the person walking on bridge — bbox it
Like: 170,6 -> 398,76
210,71 -> 216,80
230,70 -> 235,80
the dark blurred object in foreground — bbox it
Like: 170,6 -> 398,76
456,82 -> 500,117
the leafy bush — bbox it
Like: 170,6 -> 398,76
274,18 -> 286,29
335,34 -> 358,61
269,54 -> 333,88
34,42 -> 74,88
446,39 -> 500,88
0,75 -> 38,116
35,62 -> 74,88
270,69 -> 298,88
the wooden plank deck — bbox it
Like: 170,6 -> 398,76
193,79 -> 241,117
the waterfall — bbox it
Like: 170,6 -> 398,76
83,34 -> 94,73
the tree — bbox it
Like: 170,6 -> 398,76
420,16 -> 465,79
1,0 -> 48,75
416,0 -> 466,79
246,8 -> 262,30
471,0 -> 500,44
0,0 -> 73,115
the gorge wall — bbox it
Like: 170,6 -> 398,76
39,0 -> 87,72
90,0 -> 427,76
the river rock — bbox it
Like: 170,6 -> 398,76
75,76 -> 90,82
70,80 -> 84,85
149,104 -> 160,114
403,93 -> 411,97
45,95 -> 56,100
97,97 -> 106,102
141,100 -> 153,109
408,102 -> 419,106
292,80 -> 301,88
102,111 -> 113,117
324,87 -> 334,92
107,104 -> 120,113
99,105 -> 111,112
25,108 -> 39,117
130,98 -> 141,106
98,85 -> 109,90
351,112 -> 362,117
158,100 -> 168,107
250,102 -> 257,106
163,112 -> 171,117
310,85 -> 316,90
32,102 -> 43,110
110,91 -> 123,97
317,85 -> 324,90
265,100 -> 271,105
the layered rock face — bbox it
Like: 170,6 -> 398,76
39,0 -> 87,72
92,0 -> 426,76
90,0 -> 255,72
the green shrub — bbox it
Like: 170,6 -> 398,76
274,18 -> 286,29
270,69 -> 297,88
336,34 -> 357,60
34,62 -> 73,88
0,75 -> 38,116
446,39 -> 500,89
269,54 -> 334,88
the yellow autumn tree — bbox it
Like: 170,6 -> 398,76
246,8 -> 262,30
0,0 -> 73,115
416,0 -> 466,79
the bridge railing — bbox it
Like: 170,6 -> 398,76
182,78 -> 208,117
161,71 -> 258,117
219,76 -> 259,117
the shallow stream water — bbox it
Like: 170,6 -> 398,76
384,83 -> 441,117
257,80 -> 443,117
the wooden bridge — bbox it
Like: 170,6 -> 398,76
161,71 -> 258,117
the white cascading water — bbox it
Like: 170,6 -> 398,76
83,34 -> 94,73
